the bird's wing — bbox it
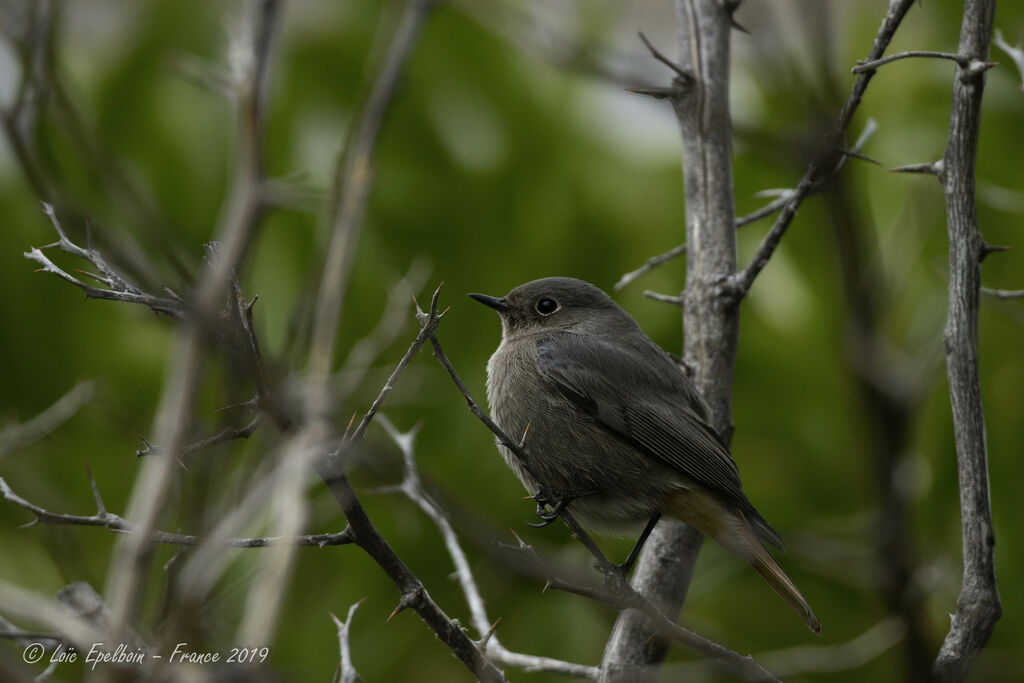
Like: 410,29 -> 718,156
535,331 -> 788,547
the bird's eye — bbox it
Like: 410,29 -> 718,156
535,297 -> 559,315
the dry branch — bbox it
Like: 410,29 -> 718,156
932,1 -> 1002,679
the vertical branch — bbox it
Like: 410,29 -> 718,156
602,1 -> 735,679
933,1 -> 1002,680
99,0 -> 282,646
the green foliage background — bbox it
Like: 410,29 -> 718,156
1,1 -> 1022,680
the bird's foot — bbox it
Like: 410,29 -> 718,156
528,488 -> 598,528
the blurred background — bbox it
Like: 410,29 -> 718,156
1,0 -> 1022,680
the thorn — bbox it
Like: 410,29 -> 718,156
542,581 -> 552,593
637,32 -> 692,83
479,617 -> 502,649
888,161 -> 942,176
509,529 -> 528,548
83,460 -> 106,514
441,305 -> 451,317
624,86 -> 678,100
343,412 -> 358,440
519,422 -> 531,448
980,243 -> 1012,261
386,603 -> 404,622
730,19 -> 750,35
839,149 -> 882,166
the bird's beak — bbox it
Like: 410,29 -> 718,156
469,292 -> 509,313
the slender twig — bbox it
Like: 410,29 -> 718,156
932,1 -> 1002,679
345,285 -> 445,449
136,416 -> 261,457
615,244 -> 688,291
667,618 -> 905,680
994,29 -> 1024,90
643,290 -> 685,306
852,50 -> 967,74
0,476 -> 353,548
726,172 -> 817,300
981,287 -> 1024,300
25,204 -> 183,318
0,381 -> 97,459
330,599 -> 364,683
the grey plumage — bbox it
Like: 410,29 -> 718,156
472,276 -> 820,633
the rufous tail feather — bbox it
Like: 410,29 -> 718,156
666,489 -> 821,633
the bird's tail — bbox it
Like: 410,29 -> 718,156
665,489 -> 821,634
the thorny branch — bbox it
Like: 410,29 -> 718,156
721,0 -> 919,301
25,203 -> 184,318
0,476 -> 353,548
931,0 -> 1002,679
315,286 -> 508,683
376,416 -> 601,679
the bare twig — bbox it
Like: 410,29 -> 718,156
722,0 -> 918,301
642,290 -> 685,306
994,29 -> 1024,90
615,244 -> 688,291
981,287 -> 1024,300
668,618 -> 905,680
330,599 -> 364,683
25,204 -> 183,318
0,475 -> 353,548
0,381 -> 97,459
852,50 -> 967,74
136,416 -> 260,457
932,1 -> 1003,679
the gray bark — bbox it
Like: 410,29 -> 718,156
600,1 -> 737,679
933,0 -> 1002,679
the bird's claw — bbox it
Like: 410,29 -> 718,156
527,488 -> 597,527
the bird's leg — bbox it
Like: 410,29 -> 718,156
528,487 -> 598,528
616,513 -> 661,576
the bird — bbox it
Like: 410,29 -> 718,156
470,276 -> 820,633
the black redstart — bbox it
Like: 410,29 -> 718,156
470,276 -> 820,633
